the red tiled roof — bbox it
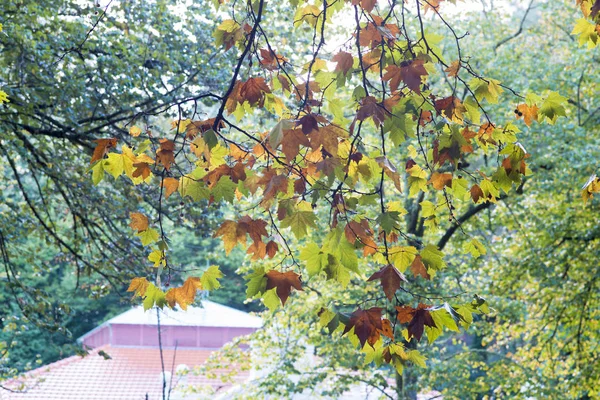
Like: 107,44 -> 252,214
1,345 -> 248,400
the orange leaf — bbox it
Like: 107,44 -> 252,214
127,277 -> 150,297
515,103 -> 539,127
129,212 -> 149,232
133,162 -> 152,179
429,172 -> 453,190
213,220 -> 247,254
266,240 -> 278,258
90,138 -> 117,164
165,277 -> 203,310
444,60 -> 460,77
162,177 -> 179,199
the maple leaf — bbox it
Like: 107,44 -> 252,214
90,138 -> 117,164
396,303 -> 436,341
127,277 -> 150,297
344,219 -> 377,256
214,220 -> 247,254
259,48 -> 288,70
165,277 -> 203,310
129,212 -> 149,232
342,307 -> 383,348
281,127 -> 310,161
308,124 -> 346,156
129,126 -> 142,137
332,51 -> 354,75
237,216 -> 268,244
239,77 -> 271,106
445,60 -> 460,77
133,162 -> 152,179
470,184 -> 484,203
297,114 -> 319,135
265,270 -> 303,305
266,240 -> 278,258
200,265 -> 223,291
156,139 -> 175,171
162,177 -> 179,199
368,264 -> 407,300
410,255 -> 430,279
356,96 -> 387,126
515,103 -> 539,126
429,172 -> 453,190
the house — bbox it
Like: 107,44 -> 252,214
0,301 -> 262,400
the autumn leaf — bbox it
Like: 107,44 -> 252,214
133,162 -> 152,180
156,139 -> 175,171
266,240 -> 279,258
444,60 -> 460,77
129,126 -> 142,137
127,277 -> 150,297
410,255 -> 430,279
90,138 -> 117,164
383,60 -> 428,93
239,77 -> 271,106
162,177 -> 179,199
342,307 -> 383,348
213,220 -> 247,254
396,303 -> 436,341
129,212 -> 149,232
332,51 -> 354,75
265,270 -> 303,305
368,264 -> 407,300
515,103 -> 539,126
429,172 -> 453,190
165,276 -> 203,310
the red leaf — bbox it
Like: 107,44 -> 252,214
332,51 -> 354,75
342,307 -> 384,347
368,264 -> 407,301
265,270 -> 303,305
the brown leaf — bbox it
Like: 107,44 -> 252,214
238,216 -> 268,244
380,318 -> 394,339
133,162 -> 152,179
356,96 -> 387,126
410,255 -> 430,279
91,138 -> 117,164
156,139 -> 175,171
214,220 -> 247,254
282,128 -> 311,161
444,60 -> 460,77
368,264 -> 407,301
239,77 -> 271,106
266,240 -> 278,258
470,184 -> 484,203
332,51 -> 354,75
342,307 -> 383,348
297,114 -> 319,135
265,270 -> 303,305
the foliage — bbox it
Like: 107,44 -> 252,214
83,0 -> 576,397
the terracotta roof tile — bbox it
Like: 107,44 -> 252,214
1,346 -> 248,400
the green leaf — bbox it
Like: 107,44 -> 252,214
148,250 -> 164,267
323,227 -> 358,273
137,228 -> 160,246
299,243 -> 327,276
420,245 -> 445,274
245,267 -> 267,298
201,265 -> 223,291
91,161 -> 105,185
280,205 -> 317,239
262,287 -> 280,311
143,283 -> 167,311
212,176 -> 237,203
464,238 -> 487,258
539,91 -> 567,124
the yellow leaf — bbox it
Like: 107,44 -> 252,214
127,277 -> 150,297
129,126 -> 142,137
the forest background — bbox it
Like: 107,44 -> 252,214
0,0 -> 598,399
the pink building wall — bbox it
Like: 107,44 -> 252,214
82,324 -> 256,349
